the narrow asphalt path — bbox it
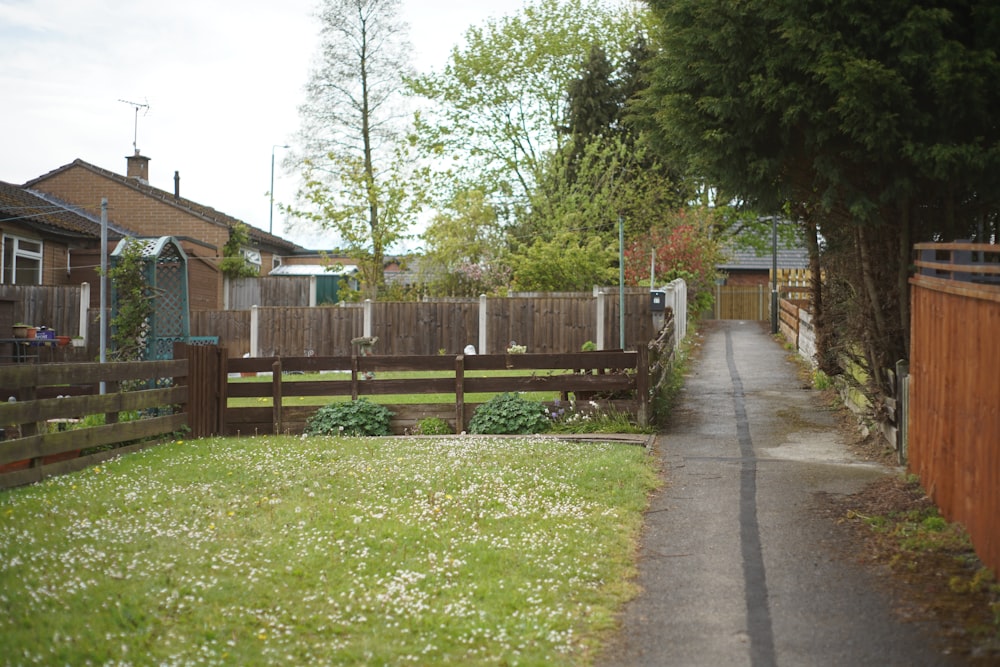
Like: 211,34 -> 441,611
597,320 -> 960,667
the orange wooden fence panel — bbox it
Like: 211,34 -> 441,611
909,272 -> 1000,573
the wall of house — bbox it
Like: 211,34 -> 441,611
30,165 -> 232,308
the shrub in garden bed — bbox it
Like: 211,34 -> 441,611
305,398 -> 394,436
468,392 -> 551,435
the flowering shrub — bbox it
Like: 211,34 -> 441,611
305,399 -> 394,436
468,393 -> 551,435
624,206 -> 724,313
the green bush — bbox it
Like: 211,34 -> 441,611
412,417 -> 453,435
305,399 -> 394,436
468,393 -> 551,435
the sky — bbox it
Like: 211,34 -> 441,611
0,0 -> 533,250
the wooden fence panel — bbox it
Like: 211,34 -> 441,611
0,284 -> 82,337
192,293 -> 658,357
227,277 -> 261,310
373,301 -> 479,355
191,310 -> 251,355
909,272 -> 1000,574
712,285 -> 769,320
261,277 -> 312,307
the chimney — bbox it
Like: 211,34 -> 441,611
125,150 -> 150,183
174,170 -> 180,198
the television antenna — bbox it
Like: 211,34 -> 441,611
118,98 -> 150,152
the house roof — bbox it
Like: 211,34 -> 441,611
23,159 -> 304,253
0,180 -> 126,241
718,246 -> 810,271
269,263 -> 358,276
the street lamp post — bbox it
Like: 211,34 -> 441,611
270,144 -> 289,235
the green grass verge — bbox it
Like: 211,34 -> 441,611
0,435 -> 659,665
230,370 -> 565,407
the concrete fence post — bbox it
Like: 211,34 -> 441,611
79,282 -> 90,340
250,305 -> 259,357
479,294 -> 487,355
595,289 -> 607,350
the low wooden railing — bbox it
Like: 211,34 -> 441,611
181,346 -> 652,437
0,360 -> 188,489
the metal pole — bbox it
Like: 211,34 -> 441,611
771,216 -> 778,334
269,150 -> 275,235
619,216 -> 625,349
270,144 -> 289,235
100,198 -> 108,394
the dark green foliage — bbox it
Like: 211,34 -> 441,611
305,399 -> 394,437
641,0 -> 1000,393
468,393 -> 552,435
412,417 -> 453,435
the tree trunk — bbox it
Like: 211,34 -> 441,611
897,203 -> 912,358
855,225 -> 888,391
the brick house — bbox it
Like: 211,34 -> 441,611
0,180 -> 127,287
23,152 -> 303,309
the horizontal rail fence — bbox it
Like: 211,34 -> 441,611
183,346 -> 652,438
909,243 -> 1000,574
191,292 -> 658,358
0,359 -> 189,489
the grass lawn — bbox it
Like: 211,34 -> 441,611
0,435 -> 658,665
229,370 -> 568,407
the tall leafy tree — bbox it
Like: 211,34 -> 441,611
289,0 -> 423,298
409,0 -> 640,218
641,0 -> 1000,391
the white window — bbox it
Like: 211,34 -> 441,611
241,247 -> 262,268
2,235 -> 42,285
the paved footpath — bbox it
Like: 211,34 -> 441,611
597,320 -> 961,667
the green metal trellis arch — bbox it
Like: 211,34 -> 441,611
110,236 -> 191,361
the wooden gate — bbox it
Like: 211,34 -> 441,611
711,285 -> 770,320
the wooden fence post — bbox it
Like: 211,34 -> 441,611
272,359 -> 283,435
455,354 -> 465,433
636,345 -> 650,428
181,343 -> 225,438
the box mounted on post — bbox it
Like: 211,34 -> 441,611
650,290 -> 666,312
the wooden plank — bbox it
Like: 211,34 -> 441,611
0,413 -> 186,465
0,385 -> 187,424
0,359 -> 187,387
0,438 -> 168,490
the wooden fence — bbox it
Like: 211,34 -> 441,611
182,346 -> 655,438
0,359 -> 188,489
908,242 -> 1000,574
193,291 -> 659,357
711,278 -> 814,321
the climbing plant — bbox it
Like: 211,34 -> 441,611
107,239 -> 153,361
219,221 -> 260,278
